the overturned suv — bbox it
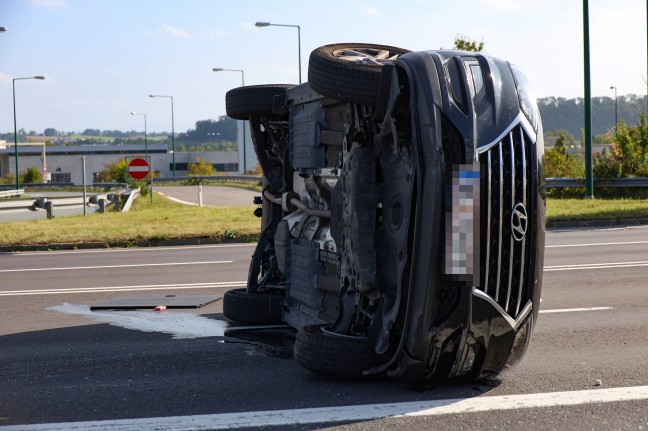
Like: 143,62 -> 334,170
224,43 -> 545,383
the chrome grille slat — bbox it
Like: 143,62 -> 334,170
515,127 -> 528,316
484,151 -> 492,296
505,133 -> 515,313
495,142 -> 503,301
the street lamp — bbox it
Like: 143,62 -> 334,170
13,75 -> 46,190
130,111 -> 148,156
0,26 -> 7,32
213,67 -> 248,174
610,85 -> 618,137
149,94 -> 175,177
255,21 -> 301,84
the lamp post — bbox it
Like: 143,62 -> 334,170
583,0 -> 593,199
13,75 -> 46,190
149,94 -> 175,177
255,21 -> 301,84
130,111 -> 148,156
213,67 -> 248,174
610,86 -> 618,137
0,26 -> 7,32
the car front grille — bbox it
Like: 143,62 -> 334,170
477,124 -> 534,320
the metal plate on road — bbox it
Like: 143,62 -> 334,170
90,294 -> 219,310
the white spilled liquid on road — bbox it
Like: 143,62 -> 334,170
48,303 -> 229,339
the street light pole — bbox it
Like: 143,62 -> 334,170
13,75 -> 46,190
255,21 -> 301,84
130,111 -> 148,156
213,68 -> 248,174
609,86 -> 618,137
583,0 -> 593,199
149,94 -> 175,177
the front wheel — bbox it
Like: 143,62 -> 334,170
293,325 -> 382,378
225,84 -> 295,120
222,288 -> 283,324
308,43 -> 410,105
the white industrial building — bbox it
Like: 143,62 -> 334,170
0,140 -> 239,185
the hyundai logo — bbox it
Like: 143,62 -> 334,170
511,203 -> 528,241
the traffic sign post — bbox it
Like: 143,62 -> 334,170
127,156 -> 153,205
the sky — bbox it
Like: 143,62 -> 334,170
1,0 -> 647,134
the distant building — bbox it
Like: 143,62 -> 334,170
0,140 -> 238,184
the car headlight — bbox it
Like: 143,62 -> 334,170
509,63 -> 539,132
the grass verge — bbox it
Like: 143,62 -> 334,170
2,194 -> 648,249
0,192 -> 260,249
546,198 -> 648,222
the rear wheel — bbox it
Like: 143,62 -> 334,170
225,84 -> 295,120
308,43 -> 409,105
222,288 -> 283,324
293,325 -> 382,378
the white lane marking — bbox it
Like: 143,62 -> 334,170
4,385 -> 648,431
544,260 -> 648,271
47,303 -> 229,339
0,260 -> 232,273
157,191 -> 199,206
546,240 -> 648,248
0,281 -> 247,296
2,243 -> 256,256
539,306 -> 613,314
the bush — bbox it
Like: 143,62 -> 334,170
20,167 -> 43,184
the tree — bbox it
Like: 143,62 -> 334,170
82,129 -> 101,137
95,159 -> 128,183
20,167 -> 43,184
179,117 -> 237,143
188,157 -> 216,177
611,114 -> 648,177
44,128 -> 58,136
453,34 -> 484,52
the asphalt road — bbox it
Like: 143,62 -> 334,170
1,226 -> 648,430
155,185 -> 260,207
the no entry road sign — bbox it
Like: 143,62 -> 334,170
128,157 -> 149,180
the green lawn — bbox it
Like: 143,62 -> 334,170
0,192 -> 259,248
1,194 -> 648,249
546,198 -> 648,222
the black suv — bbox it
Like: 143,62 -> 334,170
224,43 -> 545,383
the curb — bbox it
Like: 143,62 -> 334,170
547,218 -> 648,230
0,235 -> 260,253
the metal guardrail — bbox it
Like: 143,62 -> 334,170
121,188 -> 140,212
151,175 -> 262,183
0,192 -> 133,220
92,182 -> 129,189
546,177 -> 648,188
0,183 -> 75,190
0,189 -> 25,198
0,194 -> 111,219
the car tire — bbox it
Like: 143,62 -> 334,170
308,43 -> 410,105
293,325 -> 382,378
222,288 -> 283,324
225,84 -> 295,120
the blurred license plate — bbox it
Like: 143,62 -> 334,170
444,163 -> 480,286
